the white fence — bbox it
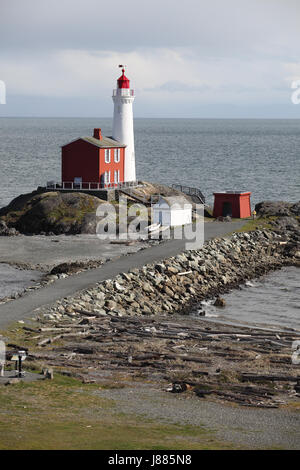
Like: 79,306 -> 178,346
46,181 -> 139,191
112,89 -> 134,97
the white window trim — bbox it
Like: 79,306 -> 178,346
114,169 -> 120,183
114,148 -> 120,163
104,171 -> 111,184
105,149 -> 110,163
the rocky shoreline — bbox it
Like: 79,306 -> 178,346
0,259 -> 106,305
3,224 -> 300,408
35,228 -> 300,323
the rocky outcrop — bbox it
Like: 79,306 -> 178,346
0,182 -> 196,235
37,229 -> 300,322
126,181 -> 193,203
272,216 -> 300,232
50,260 -> 104,275
255,200 -> 300,217
0,220 -> 19,236
0,191 -> 103,235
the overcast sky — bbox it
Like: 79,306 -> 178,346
0,0 -> 300,117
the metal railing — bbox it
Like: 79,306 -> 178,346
172,184 -> 206,204
46,181 -> 139,191
112,89 -> 134,97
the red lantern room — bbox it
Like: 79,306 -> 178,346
117,67 -> 130,89
213,191 -> 252,218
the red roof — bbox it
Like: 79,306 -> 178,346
117,68 -> 130,89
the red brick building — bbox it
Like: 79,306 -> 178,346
61,128 -> 126,188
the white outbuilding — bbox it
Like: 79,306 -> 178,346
152,196 -> 192,227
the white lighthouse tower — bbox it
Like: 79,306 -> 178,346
112,66 -> 136,182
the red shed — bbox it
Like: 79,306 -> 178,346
61,128 -> 126,189
213,191 -> 251,218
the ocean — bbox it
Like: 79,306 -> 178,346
0,117 -> 299,329
197,266 -> 300,331
0,264 -> 42,299
0,117 -> 300,208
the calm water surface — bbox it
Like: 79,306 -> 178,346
0,264 -> 42,299
0,118 -> 299,207
197,266 -> 300,331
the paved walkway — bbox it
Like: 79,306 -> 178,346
0,221 -> 245,329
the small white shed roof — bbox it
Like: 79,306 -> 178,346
153,196 -> 191,210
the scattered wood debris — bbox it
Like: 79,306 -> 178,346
18,313 -> 300,408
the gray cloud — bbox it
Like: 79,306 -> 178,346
0,0 -> 300,117
1,0 -> 299,57
145,81 -> 210,93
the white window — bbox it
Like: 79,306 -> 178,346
114,170 -> 120,183
105,149 -> 110,163
73,177 -> 82,189
114,148 -> 120,163
104,171 -> 111,184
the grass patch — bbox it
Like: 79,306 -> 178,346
0,373 -> 237,450
282,402 -> 300,411
236,216 -> 278,233
48,200 -> 94,225
0,325 -> 237,449
0,322 -> 42,350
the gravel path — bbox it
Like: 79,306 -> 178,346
0,221 -> 245,328
97,384 -> 300,450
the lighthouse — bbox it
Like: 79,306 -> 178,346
112,66 -> 136,182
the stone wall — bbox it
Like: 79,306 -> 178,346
38,229 -> 300,322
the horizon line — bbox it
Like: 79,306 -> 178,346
1,116 -> 300,120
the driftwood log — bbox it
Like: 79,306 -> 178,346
16,312 -> 300,407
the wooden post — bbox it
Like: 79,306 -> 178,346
18,354 -> 22,378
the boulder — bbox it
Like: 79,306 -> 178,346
51,261 -> 88,275
141,305 -> 152,315
105,300 -> 117,310
290,202 -> 300,216
255,201 -> 293,217
0,191 -> 103,235
5,378 -> 21,385
163,286 -> 174,297
214,297 -> 226,307
155,263 -> 166,273
142,282 -> 154,293
167,266 -> 179,275
273,217 -> 299,231
0,219 -> 19,236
